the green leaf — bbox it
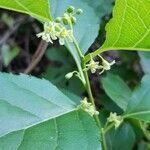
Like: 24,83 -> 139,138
0,73 -> 101,149
46,47 -> 70,64
85,0 -> 150,62
125,75 -> 150,122
106,123 -> 135,150
138,141 -> 150,150
60,89 -> 81,104
0,0 -> 52,22
102,0 -> 150,50
93,0 -> 114,16
139,52 -> 150,74
101,73 -> 132,111
0,110 -> 101,150
100,95 -> 123,114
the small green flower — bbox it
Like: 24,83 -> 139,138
44,22 -> 58,40
98,55 -> 115,74
79,97 -> 99,117
36,32 -> 53,43
84,56 -> 100,73
36,21 -> 58,43
57,27 -> 73,45
107,112 -> 123,129
84,55 -> 115,74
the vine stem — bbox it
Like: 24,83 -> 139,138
24,40 -> 48,74
104,123 -> 114,133
72,35 -> 116,149
72,36 -> 84,59
82,62 -> 101,128
101,128 -> 107,150
71,30 -> 117,148
101,123 -> 114,150
72,37 -> 101,128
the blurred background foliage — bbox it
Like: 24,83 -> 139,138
0,0 -> 150,149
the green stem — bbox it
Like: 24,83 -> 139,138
71,35 -> 101,128
67,20 -> 85,84
72,36 -> 84,59
101,128 -> 107,150
82,63 -> 95,106
82,62 -> 101,128
101,123 -> 114,150
104,123 -> 114,133
71,30 -> 101,136
68,16 -> 84,59
65,40 -> 85,85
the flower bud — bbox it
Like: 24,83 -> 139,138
62,17 -> 69,25
55,17 -> 61,23
76,9 -> 83,15
71,16 -> 76,24
67,6 -> 75,13
65,72 -> 74,79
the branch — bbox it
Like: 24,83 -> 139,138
0,17 -> 25,46
24,40 -> 48,74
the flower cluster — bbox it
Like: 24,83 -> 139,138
37,21 -> 58,43
84,56 -> 100,73
107,112 -> 123,129
37,6 -> 82,45
84,55 -> 115,74
37,21 -> 73,45
79,97 -> 99,117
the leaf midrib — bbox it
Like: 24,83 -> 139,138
6,77 -> 74,110
0,98 -> 41,119
0,109 -> 76,138
0,110 -> 94,150
124,110 -> 150,119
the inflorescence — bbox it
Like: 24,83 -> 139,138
107,112 -> 123,129
84,55 -> 115,75
79,97 -> 99,117
37,6 -> 82,45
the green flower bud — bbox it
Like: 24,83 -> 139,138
71,16 -> 76,24
65,72 -> 74,79
67,6 -> 75,13
55,17 -> 61,23
62,17 -> 69,25
76,9 -> 83,15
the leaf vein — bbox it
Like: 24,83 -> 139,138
112,0 -> 127,47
